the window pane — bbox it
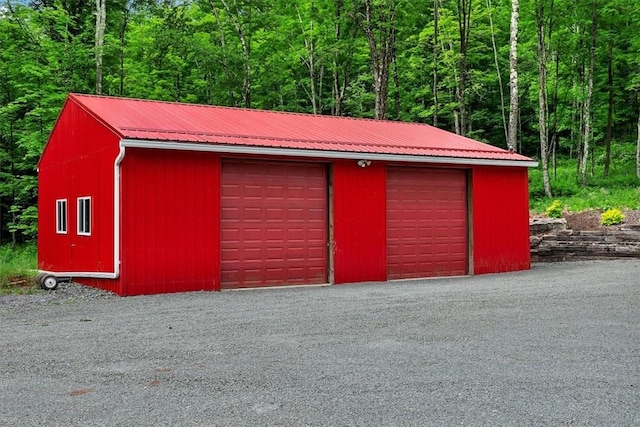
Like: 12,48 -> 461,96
56,200 -> 67,233
83,199 -> 90,233
78,198 -> 91,235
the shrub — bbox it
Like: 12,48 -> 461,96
545,200 -> 564,218
600,208 -> 625,226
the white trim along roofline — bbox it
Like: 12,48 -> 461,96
120,139 -> 539,168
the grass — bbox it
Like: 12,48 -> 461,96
0,243 -> 40,295
529,144 -> 640,213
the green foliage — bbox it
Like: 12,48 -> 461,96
0,0 -> 640,241
0,244 -> 39,295
545,200 -> 564,218
600,208 -> 625,226
530,147 -> 640,213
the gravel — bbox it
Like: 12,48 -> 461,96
1,259 -> 639,426
0,281 -> 116,308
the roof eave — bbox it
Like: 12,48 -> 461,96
120,139 -> 539,168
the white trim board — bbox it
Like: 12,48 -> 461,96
121,139 -> 539,168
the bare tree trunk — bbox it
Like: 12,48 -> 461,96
119,2 -> 132,96
580,3 -> 597,188
295,6 -> 319,114
219,0 -> 252,108
95,0 -> 106,95
486,0 -> 508,144
453,110 -> 460,135
535,0 -> 552,198
507,0 -> 519,151
550,50 -> 559,176
455,0 -> 471,136
392,44 -> 400,120
331,0 -> 351,116
604,40 -> 614,177
209,1 -> 236,104
433,0 -> 439,127
362,0 -> 396,120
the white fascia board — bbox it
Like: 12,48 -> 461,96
120,139 -> 539,168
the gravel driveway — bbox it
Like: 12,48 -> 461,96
2,260 -> 639,426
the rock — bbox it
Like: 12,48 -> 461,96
529,218 -> 567,235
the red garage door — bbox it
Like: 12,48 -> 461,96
387,167 -> 467,279
220,160 -> 328,289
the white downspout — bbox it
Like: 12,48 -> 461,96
112,142 -> 126,278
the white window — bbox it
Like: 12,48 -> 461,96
56,199 -> 67,234
77,197 -> 91,236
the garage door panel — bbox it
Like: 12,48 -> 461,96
387,167 -> 468,279
221,160 -> 328,289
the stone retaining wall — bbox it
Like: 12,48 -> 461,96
530,221 -> 640,262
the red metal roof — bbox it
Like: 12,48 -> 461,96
69,93 -> 534,163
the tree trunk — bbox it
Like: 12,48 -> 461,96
295,6 -> 319,114
604,40 -> 614,177
550,50 -> 559,175
95,0 -> 106,95
362,0 -> 396,120
119,4 -> 130,96
219,0 -> 252,108
331,0 -> 350,116
455,0 -> 471,136
580,3 -> 597,188
487,0 -> 508,144
433,0 -> 439,127
535,0 -> 552,198
507,0 -> 519,151
209,1 -> 235,104
393,44 -> 400,120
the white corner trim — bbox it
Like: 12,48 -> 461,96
120,139 -> 539,168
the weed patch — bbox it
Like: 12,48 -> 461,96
0,244 -> 39,295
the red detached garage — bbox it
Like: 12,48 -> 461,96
38,94 -> 537,295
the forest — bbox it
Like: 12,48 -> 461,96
1,0 -> 640,244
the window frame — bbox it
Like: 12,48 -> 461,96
56,199 -> 67,234
77,196 -> 92,236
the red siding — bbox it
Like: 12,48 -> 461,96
332,160 -> 386,284
472,166 -> 531,274
220,160 -> 328,288
387,167 -> 468,279
38,99 -> 120,288
119,148 -> 220,295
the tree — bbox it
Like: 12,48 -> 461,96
359,0 -> 396,120
580,1 -> 597,187
454,0 -> 471,135
486,0 -> 507,144
507,0 -> 519,152
535,0 -> 552,198
95,0 -> 106,94
432,0 -> 439,126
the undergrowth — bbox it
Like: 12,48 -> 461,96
0,244 -> 39,295
529,143 -> 640,213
